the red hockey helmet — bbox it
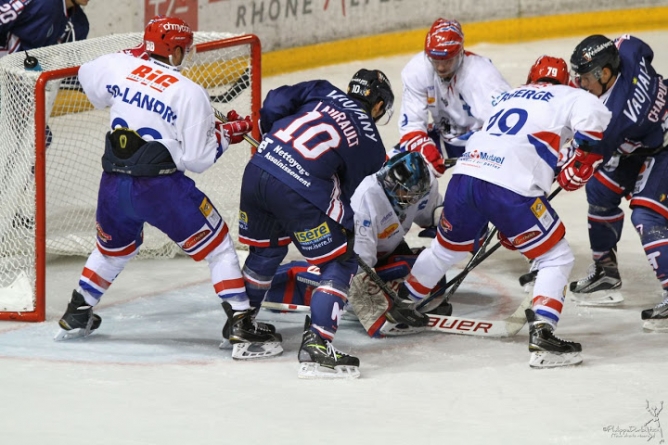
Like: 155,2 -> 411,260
526,55 -> 570,85
143,16 -> 194,62
424,18 -> 464,61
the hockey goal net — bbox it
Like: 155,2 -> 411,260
0,32 -> 261,321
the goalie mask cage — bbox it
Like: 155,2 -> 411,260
0,32 -> 261,321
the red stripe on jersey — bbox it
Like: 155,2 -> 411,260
406,275 -> 432,296
436,232 -> 474,252
630,197 -> 668,220
532,295 -> 564,313
306,243 -> 348,265
214,277 -> 246,294
593,171 -> 624,194
523,223 -> 566,260
96,241 -> 137,257
191,223 -> 228,262
82,267 -> 112,290
532,131 -> 560,153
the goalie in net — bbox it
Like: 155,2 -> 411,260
263,151 -> 447,337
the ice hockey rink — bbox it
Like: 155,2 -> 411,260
2,31 -> 668,445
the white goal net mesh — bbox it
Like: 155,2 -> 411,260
0,32 -> 259,315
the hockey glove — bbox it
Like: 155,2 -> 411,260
497,231 -> 516,250
216,110 -> 253,145
385,283 -> 429,327
401,131 -> 446,177
557,148 -> 603,192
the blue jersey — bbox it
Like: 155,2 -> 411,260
596,35 -> 668,161
0,0 -> 89,55
252,80 -> 387,230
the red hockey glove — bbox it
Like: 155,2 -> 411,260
401,131 -> 445,177
216,110 -> 253,145
557,148 -> 603,191
497,231 -> 516,250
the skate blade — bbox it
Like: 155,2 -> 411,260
569,290 -> 623,307
218,338 -> 232,350
529,351 -> 583,368
53,327 -> 93,341
298,362 -> 360,380
642,319 -> 668,332
231,342 -> 283,360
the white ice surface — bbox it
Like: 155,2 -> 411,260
2,32 -> 668,445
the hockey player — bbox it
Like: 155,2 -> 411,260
238,69 -> 401,379
567,35 -> 668,328
396,55 -> 612,368
262,151 -> 445,338
0,0 -> 90,57
54,16 -> 283,360
349,150 -> 446,336
397,18 -> 510,177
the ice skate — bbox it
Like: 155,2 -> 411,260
641,291 -> 668,332
526,309 -> 582,368
221,301 -> 283,360
298,315 -> 360,379
569,253 -> 623,306
54,290 -> 102,341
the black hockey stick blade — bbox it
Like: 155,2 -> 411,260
210,68 -> 250,103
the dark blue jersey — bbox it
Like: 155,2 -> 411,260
596,35 -> 667,161
252,80 -> 387,230
0,0 -> 89,55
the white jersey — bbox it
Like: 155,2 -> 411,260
399,51 -> 510,140
453,83 -> 612,196
78,52 -> 224,174
351,174 -> 441,267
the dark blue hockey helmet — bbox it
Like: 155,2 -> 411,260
378,151 -> 431,215
570,34 -> 620,78
347,68 -> 394,125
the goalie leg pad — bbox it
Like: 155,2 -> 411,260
348,272 -> 395,338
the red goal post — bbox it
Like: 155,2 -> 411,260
0,32 -> 261,322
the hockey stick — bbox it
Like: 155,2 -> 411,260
356,256 -> 401,302
261,295 -> 531,337
210,68 -> 250,103
417,224 -> 498,313
416,186 -> 563,312
426,294 -> 532,337
212,107 -> 261,148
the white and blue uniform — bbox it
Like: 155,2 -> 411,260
403,82 -> 611,327
75,52 -> 245,307
398,50 -> 510,158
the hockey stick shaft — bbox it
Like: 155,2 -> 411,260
212,107 -> 261,148
417,186 -> 563,311
210,68 -> 250,103
262,301 -> 311,313
357,256 -> 402,303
